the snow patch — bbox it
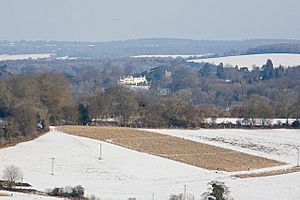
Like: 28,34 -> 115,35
132,54 -> 214,59
189,53 -> 300,70
0,54 -> 52,61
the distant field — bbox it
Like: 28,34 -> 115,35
132,54 -> 213,58
147,129 -> 300,165
189,53 -> 300,70
58,126 -> 284,172
0,53 -> 51,61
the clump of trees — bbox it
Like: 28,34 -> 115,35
82,85 -> 204,128
168,181 -> 231,200
47,185 -> 84,198
147,59 -> 299,106
0,73 -> 74,142
80,82 -> 299,128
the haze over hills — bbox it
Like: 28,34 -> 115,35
1,38 -> 300,59
247,43 -> 300,54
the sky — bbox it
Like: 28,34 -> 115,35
0,0 -> 299,41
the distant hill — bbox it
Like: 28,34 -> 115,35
246,43 -> 300,54
1,38 -> 300,59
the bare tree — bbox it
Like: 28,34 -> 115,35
2,165 -> 23,187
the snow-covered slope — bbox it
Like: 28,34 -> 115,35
0,191 -> 59,200
0,129 -> 220,199
0,128 -> 299,200
189,53 -> 300,70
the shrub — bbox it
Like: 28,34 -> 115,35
201,181 -> 232,200
71,185 -> 84,198
292,120 -> 300,128
86,194 -> 101,200
169,194 -> 184,200
47,185 -> 84,198
48,187 -> 60,196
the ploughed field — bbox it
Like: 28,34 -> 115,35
58,126 -> 284,172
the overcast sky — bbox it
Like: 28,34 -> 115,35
0,0 -> 299,41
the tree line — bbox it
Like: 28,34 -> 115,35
2,57 -> 299,110
79,85 -> 203,128
78,85 -> 299,128
145,59 -> 300,115
1,57 -> 300,142
0,74 -> 204,142
0,73 -> 74,142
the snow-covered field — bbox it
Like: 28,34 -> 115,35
189,53 -> 300,70
55,56 -> 80,60
205,118 -> 298,126
0,54 -> 51,61
145,129 -> 300,166
0,191 -> 59,200
0,128 -> 300,200
132,54 -> 213,59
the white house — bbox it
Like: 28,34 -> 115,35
118,75 -> 148,85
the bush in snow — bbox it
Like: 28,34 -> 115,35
169,193 -> 195,200
201,181 -> 232,200
292,120 -> 300,128
47,185 -> 84,198
169,194 -> 184,200
86,194 -> 102,200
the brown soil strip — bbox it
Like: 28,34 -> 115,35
234,166 -> 300,178
0,192 -> 10,196
58,126 -> 285,172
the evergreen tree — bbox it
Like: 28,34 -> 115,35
78,103 -> 89,125
260,59 -> 274,80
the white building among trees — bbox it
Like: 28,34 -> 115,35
118,75 -> 148,85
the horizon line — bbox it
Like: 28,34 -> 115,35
1,37 -> 300,43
